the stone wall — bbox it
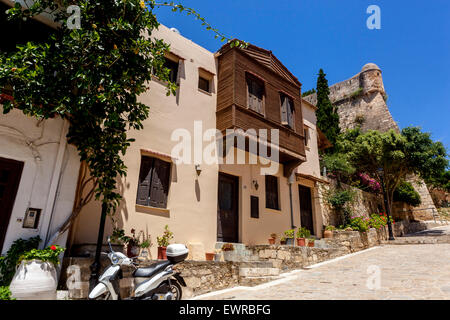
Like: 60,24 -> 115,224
172,261 -> 240,297
246,245 -> 349,272
430,188 -> 450,208
58,220 -> 435,299
305,64 -> 437,222
304,64 -> 398,133
59,257 -> 241,300
318,179 -> 383,227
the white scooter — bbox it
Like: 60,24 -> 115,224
88,237 -> 188,300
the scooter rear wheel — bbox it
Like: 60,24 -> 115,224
167,280 -> 182,300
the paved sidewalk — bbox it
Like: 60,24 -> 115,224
197,244 -> 450,300
386,224 -> 450,245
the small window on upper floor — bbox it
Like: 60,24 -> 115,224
198,68 -> 214,94
163,57 -> 179,83
304,127 -> 310,147
246,74 -> 265,115
280,93 -> 294,129
198,76 -> 210,93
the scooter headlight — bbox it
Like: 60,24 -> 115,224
111,254 -> 120,264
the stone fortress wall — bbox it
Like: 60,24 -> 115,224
304,64 -> 436,221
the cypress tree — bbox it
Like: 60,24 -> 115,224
315,69 -> 340,152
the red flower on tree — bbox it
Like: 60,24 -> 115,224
50,245 -> 57,251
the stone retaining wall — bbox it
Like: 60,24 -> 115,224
59,221 -> 438,299
246,245 -> 349,272
318,180 -> 383,227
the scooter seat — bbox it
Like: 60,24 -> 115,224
133,260 -> 171,278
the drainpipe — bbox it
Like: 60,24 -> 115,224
42,120 -> 69,247
288,171 -> 296,247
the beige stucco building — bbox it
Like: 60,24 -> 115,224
69,25 -> 220,257
68,25 -> 329,259
0,17 -> 328,258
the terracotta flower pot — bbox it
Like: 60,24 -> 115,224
296,238 -> 306,246
157,246 -> 167,260
280,240 -> 286,245
127,244 -> 140,258
323,230 -> 333,239
205,253 -> 215,261
268,238 -> 275,245
308,241 -> 315,247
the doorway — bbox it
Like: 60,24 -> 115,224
217,172 -> 239,242
0,157 -> 24,251
298,185 -> 314,235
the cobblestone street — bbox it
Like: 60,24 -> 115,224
197,242 -> 450,300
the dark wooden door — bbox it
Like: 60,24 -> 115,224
298,185 -> 314,235
0,157 -> 24,251
217,173 -> 239,242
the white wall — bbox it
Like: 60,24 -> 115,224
0,107 -> 80,253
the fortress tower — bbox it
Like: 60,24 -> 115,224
304,64 -> 437,221
304,63 -> 398,132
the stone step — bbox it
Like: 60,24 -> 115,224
239,276 -> 281,287
239,267 -> 280,277
238,261 -> 275,268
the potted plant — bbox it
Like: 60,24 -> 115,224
307,237 -> 315,247
112,228 -> 152,258
280,237 -> 287,245
156,225 -> 174,260
268,233 -> 277,245
214,249 -> 222,261
284,229 -> 295,245
139,236 -> 152,260
221,243 -> 234,261
323,225 -> 335,239
9,245 -> 65,300
296,227 -> 311,247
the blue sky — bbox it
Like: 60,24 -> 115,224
153,0 -> 450,152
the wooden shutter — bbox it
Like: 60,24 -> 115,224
280,95 -> 288,125
255,82 -> 263,113
265,175 -> 279,210
136,156 -> 154,206
247,77 -> 264,114
148,158 -> 171,208
287,98 -> 294,129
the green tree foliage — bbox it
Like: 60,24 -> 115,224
393,181 -> 421,207
0,1 -> 242,217
321,153 -> 355,185
401,127 -> 449,192
0,286 -> 14,300
341,127 -> 448,213
316,69 -> 340,151
0,236 -> 41,286
428,170 -> 450,192
302,88 -> 315,97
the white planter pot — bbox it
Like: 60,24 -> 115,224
9,260 -> 58,300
